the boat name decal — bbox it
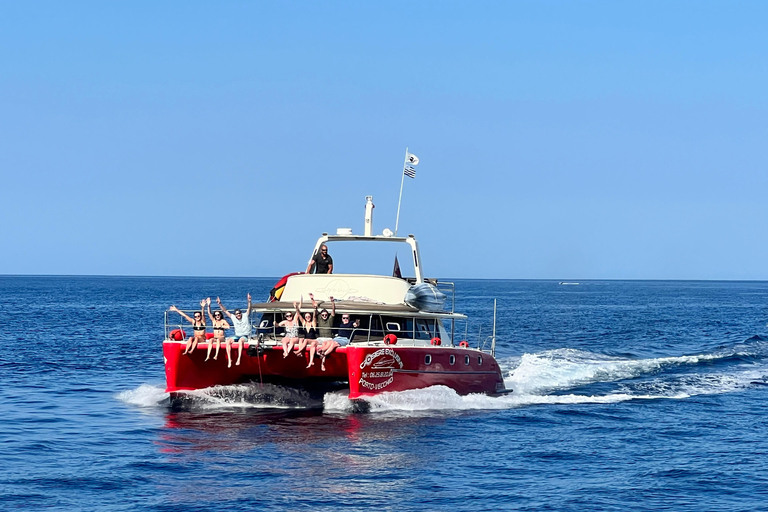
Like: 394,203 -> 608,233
359,348 -> 404,391
314,279 -> 358,299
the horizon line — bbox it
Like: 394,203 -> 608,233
1,273 -> 767,283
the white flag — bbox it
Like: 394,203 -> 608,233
406,153 -> 419,165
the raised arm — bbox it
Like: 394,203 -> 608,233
246,293 -> 252,315
330,296 -> 336,317
217,296 -> 231,318
309,293 -> 318,311
169,305 -> 194,324
205,297 -> 215,322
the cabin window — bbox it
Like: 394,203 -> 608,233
464,355 -> 470,366
478,356 -> 483,366
368,316 -> 384,340
386,322 -> 401,332
425,354 -> 432,365
414,319 -> 433,340
382,316 -> 438,341
449,355 -> 456,365
259,319 -> 269,329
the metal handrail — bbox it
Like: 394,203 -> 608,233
163,308 -> 255,339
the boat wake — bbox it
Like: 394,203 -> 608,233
119,337 -> 768,414
116,383 -> 324,411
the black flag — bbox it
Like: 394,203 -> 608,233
393,255 -> 402,278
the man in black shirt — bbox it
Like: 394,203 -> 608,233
306,244 -> 333,274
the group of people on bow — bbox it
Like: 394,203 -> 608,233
169,294 -> 252,368
278,293 -> 359,371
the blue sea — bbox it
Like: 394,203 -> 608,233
2,276 -> 768,511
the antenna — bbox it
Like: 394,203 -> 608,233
394,147 -> 408,236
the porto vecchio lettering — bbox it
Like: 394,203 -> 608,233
358,348 -> 404,391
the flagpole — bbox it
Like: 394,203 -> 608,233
394,147 -> 408,236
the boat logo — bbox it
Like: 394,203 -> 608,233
359,348 -> 403,391
315,279 -> 358,299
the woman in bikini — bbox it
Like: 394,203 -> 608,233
278,301 -> 302,358
296,308 -> 318,367
169,300 -> 207,355
205,297 -> 230,362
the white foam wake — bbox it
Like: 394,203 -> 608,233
502,348 -> 722,395
117,383 -> 322,410
118,346 -> 768,414
325,367 -> 767,414
177,384 -> 305,409
116,384 -> 169,407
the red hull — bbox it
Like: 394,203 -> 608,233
164,341 -> 505,398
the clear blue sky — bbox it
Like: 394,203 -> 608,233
2,1 -> 767,279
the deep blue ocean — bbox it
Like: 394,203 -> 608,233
2,276 -> 768,511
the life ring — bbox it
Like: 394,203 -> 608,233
384,334 -> 398,345
169,329 -> 186,341
459,341 -> 469,348
430,337 -> 441,346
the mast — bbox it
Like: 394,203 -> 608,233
491,298 -> 497,357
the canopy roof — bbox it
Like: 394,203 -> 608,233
250,300 -> 466,319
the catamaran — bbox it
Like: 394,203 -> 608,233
162,196 -> 507,402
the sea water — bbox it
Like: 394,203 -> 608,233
2,276 -> 768,511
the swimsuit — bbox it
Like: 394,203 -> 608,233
285,324 -> 299,337
304,327 -> 317,340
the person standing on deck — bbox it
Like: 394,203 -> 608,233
217,294 -> 252,368
306,244 -> 333,274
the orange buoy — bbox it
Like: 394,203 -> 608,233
431,337 -> 441,346
384,334 -> 398,345
169,329 -> 186,341
459,341 -> 469,348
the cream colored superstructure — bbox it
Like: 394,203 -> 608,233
280,273 -> 412,304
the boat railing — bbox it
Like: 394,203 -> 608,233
163,309 -> 256,339
254,315 -> 445,345
435,281 -> 456,314
452,299 -> 498,355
